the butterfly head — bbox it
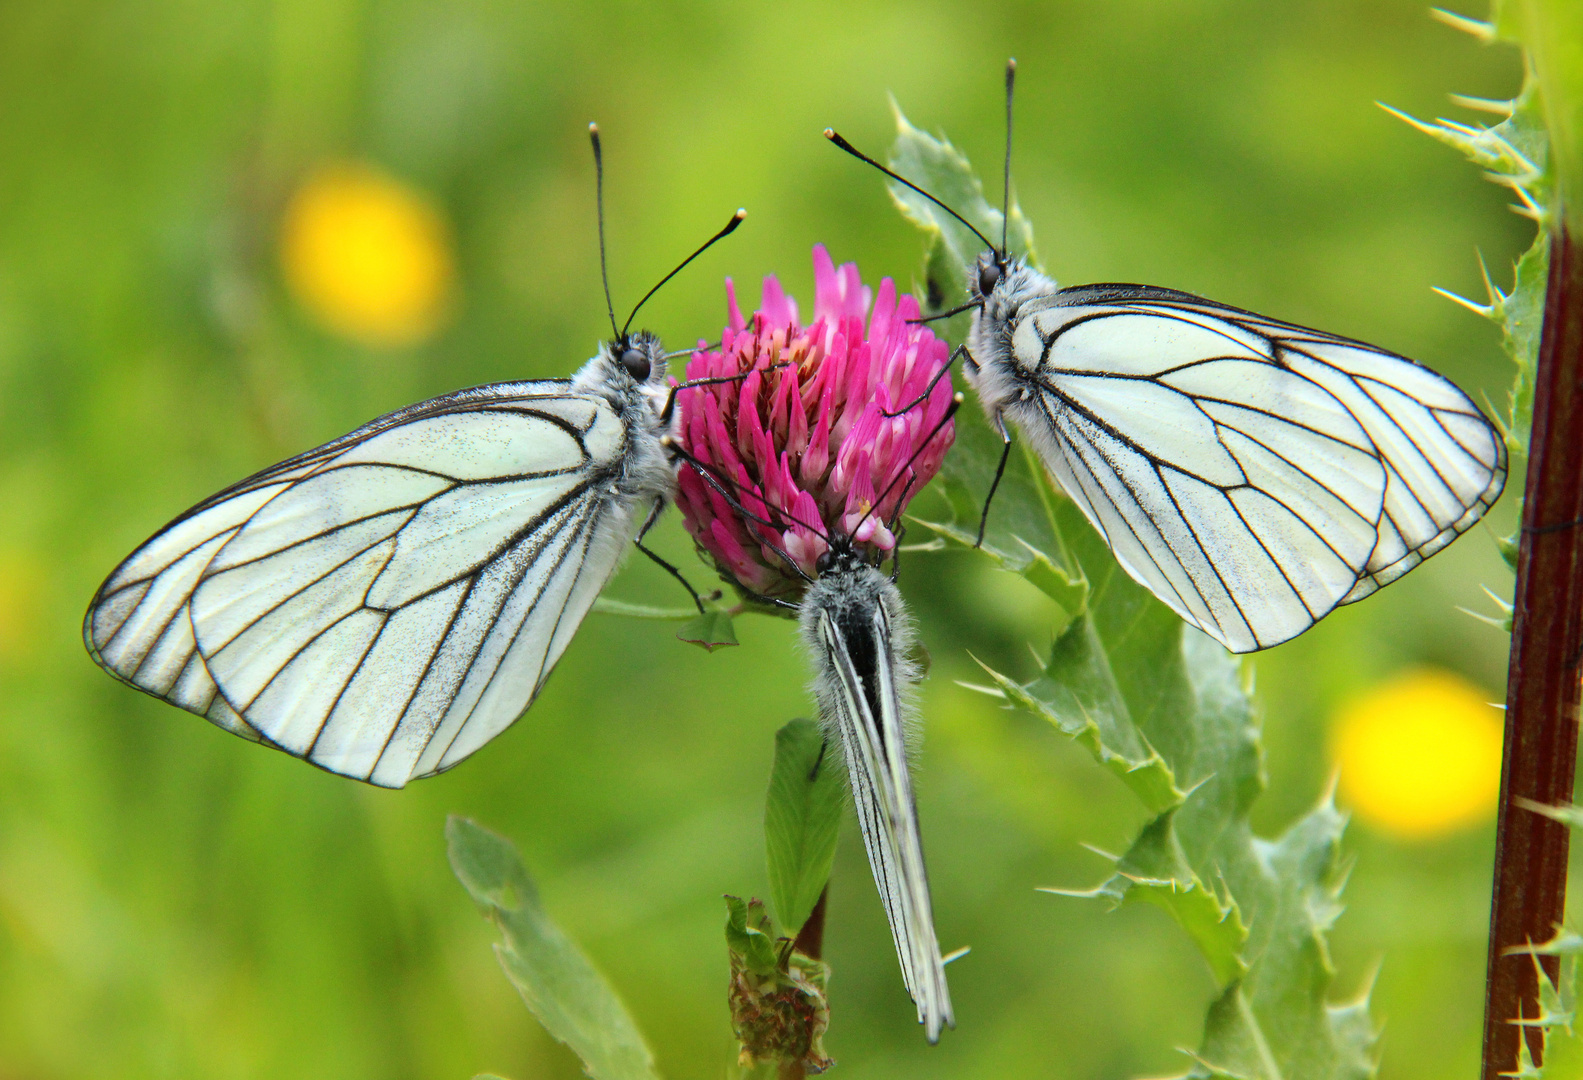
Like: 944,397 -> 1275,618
814,534 -> 876,579
604,330 -> 669,387
577,331 -> 672,421
972,250 -> 1008,302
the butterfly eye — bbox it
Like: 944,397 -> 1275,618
621,347 -> 651,381
977,260 -> 1003,297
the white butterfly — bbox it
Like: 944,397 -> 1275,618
801,542 -> 954,1042
672,397 -> 962,1041
84,127 -> 743,786
968,273 -> 1506,652
827,65 -> 1507,653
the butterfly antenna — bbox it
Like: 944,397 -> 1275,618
622,208 -> 746,338
589,124 -> 621,341
1001,58 -> 1016,255
824,129 -> 999,255
849,393 -> 963,541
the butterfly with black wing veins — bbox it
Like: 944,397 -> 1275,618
666,257 -> 964,1040
827,60 -> 1506,654
673,432 -> 962,1044
84,126 -> 744,787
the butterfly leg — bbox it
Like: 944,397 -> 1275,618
731,586 -> 801,612
976,416 -> 1012,549
882,344 -> 969,418
888,523 -> 909,583
658,362 -> 794,425
633,499 -> 708,613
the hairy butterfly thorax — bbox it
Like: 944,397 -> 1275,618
964,254 -> 1058,412
572,330 -> 681,501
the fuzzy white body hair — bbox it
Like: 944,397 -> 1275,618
797,563 -> 922,756
963,260 -> 1059,437
798,555 -> 953,1042
568,331 -> 684,582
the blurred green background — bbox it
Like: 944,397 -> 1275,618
0,0 -> 1541,1077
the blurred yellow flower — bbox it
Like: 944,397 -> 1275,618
1331,668 -> 1504,837
280,162 -> 454,347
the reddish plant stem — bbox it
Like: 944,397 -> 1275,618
792,887 -> 828,960
1483,224 -> 1583,1080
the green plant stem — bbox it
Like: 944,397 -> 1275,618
1484,223 -> 1583,1079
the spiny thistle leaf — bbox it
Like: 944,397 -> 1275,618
884,99 -> 1037,324
1503,827 -> 1583,1075
972,609 -> 1184,816
1385,60 -> 1551,457
1516,1 -> 1583,235
1489,945 -> 1581,1079
446,816 -> 662,1080
888,111 -> 1377,1080
1516,798 -> 1583,832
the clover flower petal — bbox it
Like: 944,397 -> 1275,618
675,246 -> 955,600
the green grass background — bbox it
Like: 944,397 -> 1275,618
0,0 -> 1540,1077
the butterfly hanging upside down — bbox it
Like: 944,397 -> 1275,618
827,60 -> 1506,654
83,126 -> 744,787
670,251 -> 964,1041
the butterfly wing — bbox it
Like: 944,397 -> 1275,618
1004,284 -> 1505,653
85,380 -> 643,786
805,570 -> 953,1042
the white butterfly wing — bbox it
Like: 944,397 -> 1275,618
1007,284 -> 1505,653
85,380 -> 642,786
807,573 -> 953,1042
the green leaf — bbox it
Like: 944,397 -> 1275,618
676,609 -> 738,651
1049,809 -> 1250,986
446,817 -> 661,1080
886,100 -> 1038,294
908,417 -> 1068,573
593,599 -> 741,653
1489,940 -> 1581,1080
724,895 -> 781,977
1017,544 -> 1090,622
977,615 -> 1183,815
763,719 -> 844,935
1518,0 -> 1583,235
